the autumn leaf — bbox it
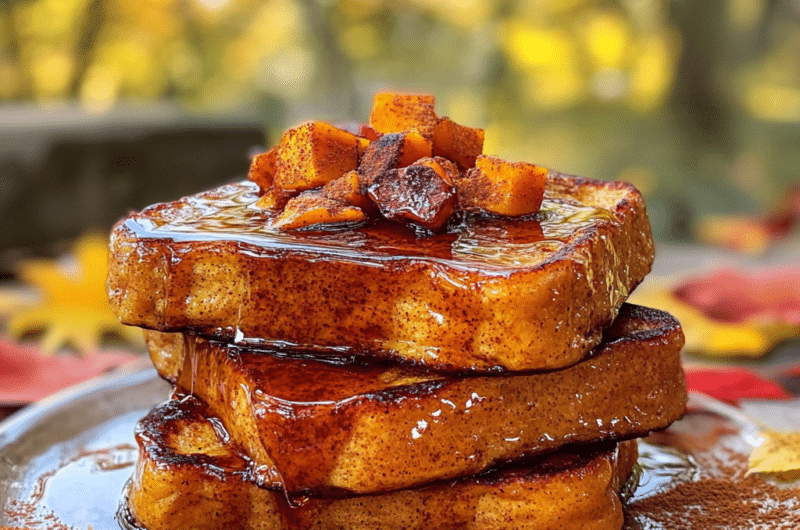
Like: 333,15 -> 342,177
3,234 -> 143,356
748,430 -> 800,478
629,267 -> 800,359
0,338 -> 139,403
628,287 -> 773,357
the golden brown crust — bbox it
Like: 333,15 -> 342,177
107,172 -> 654,372
247,148 -> 278,193
145,304 -> 684,495
127,395 -> 638,530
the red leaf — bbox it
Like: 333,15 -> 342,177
674,268 -> 800,325
685,367 -> 791,405
0,338 -> 139,404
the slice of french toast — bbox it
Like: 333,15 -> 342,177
109,171 -> 653,372
125,396 -> 639,530
145,304 -> 684,495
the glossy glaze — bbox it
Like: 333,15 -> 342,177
153,304 -> 687,495
108,173 -> 654,372
122,179 -> 610,269
128,395 -> 638,530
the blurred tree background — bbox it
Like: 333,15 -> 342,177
2,0 -> 800,241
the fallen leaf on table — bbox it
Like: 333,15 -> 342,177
0,338 -> 139,403
696,216 -> 773,255
629,267 -> 800,358
0,288 -> 37,317
674,268 -> 800,326
685,367 -> 791,405
697,185 -> 800,255
628,287 -> 772,357
749,430 -> 800,477
4,234 -> 143,356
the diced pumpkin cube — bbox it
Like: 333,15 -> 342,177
351,124 -> 380,160
357,137 -> 371,159
398,131 -> 433,167
369,92 -> 437,140
247,148 -> 279,192
272,192 -> 366,230
274,121 -> 360,191
254,184 -> 297,211
414,156 -> 460,185
457,155 -> 547,217
432,117 -> 484,169
358,132 -> 433,189
322,170 -> 374,212
368,165 -> 455,232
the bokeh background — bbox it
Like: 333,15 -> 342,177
3,0 -> 800,255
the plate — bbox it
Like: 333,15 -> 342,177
0,369 -> 797,529
0,363 -> 170,529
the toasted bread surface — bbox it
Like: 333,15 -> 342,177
109,172 -> 653,372
145,304 -> 684,494
126,396 -> 638,530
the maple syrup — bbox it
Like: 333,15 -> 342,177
109,174 -> 651,373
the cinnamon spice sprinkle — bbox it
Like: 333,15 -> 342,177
628,413 -> 800,529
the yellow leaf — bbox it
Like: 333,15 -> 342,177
7,233 -> 144,356
749,430 -> 800,475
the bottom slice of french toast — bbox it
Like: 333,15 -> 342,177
125,396 -> 638,530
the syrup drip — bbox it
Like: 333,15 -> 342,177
182,334 -> 198,396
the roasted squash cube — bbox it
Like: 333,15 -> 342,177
358,132 -> 433,189
335,122 -> 379,157
457,155 -> 547,217
398,131 -> 433,167
272,192 -> 366,230
247,148 -> 279,193
368,165 -> 455,231
274,121 -> 360,191
414,156 -> 460,185
357,137 -> 371,159
322,170 -> 374,212
369,92 -> 437,140
432,117 -> 485,169
254,184 -> 297,211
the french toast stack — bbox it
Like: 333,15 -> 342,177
108,93 -> 687,530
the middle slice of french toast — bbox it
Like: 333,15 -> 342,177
146,304 -> 685,495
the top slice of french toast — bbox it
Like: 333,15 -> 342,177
108,171 -> 653,372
